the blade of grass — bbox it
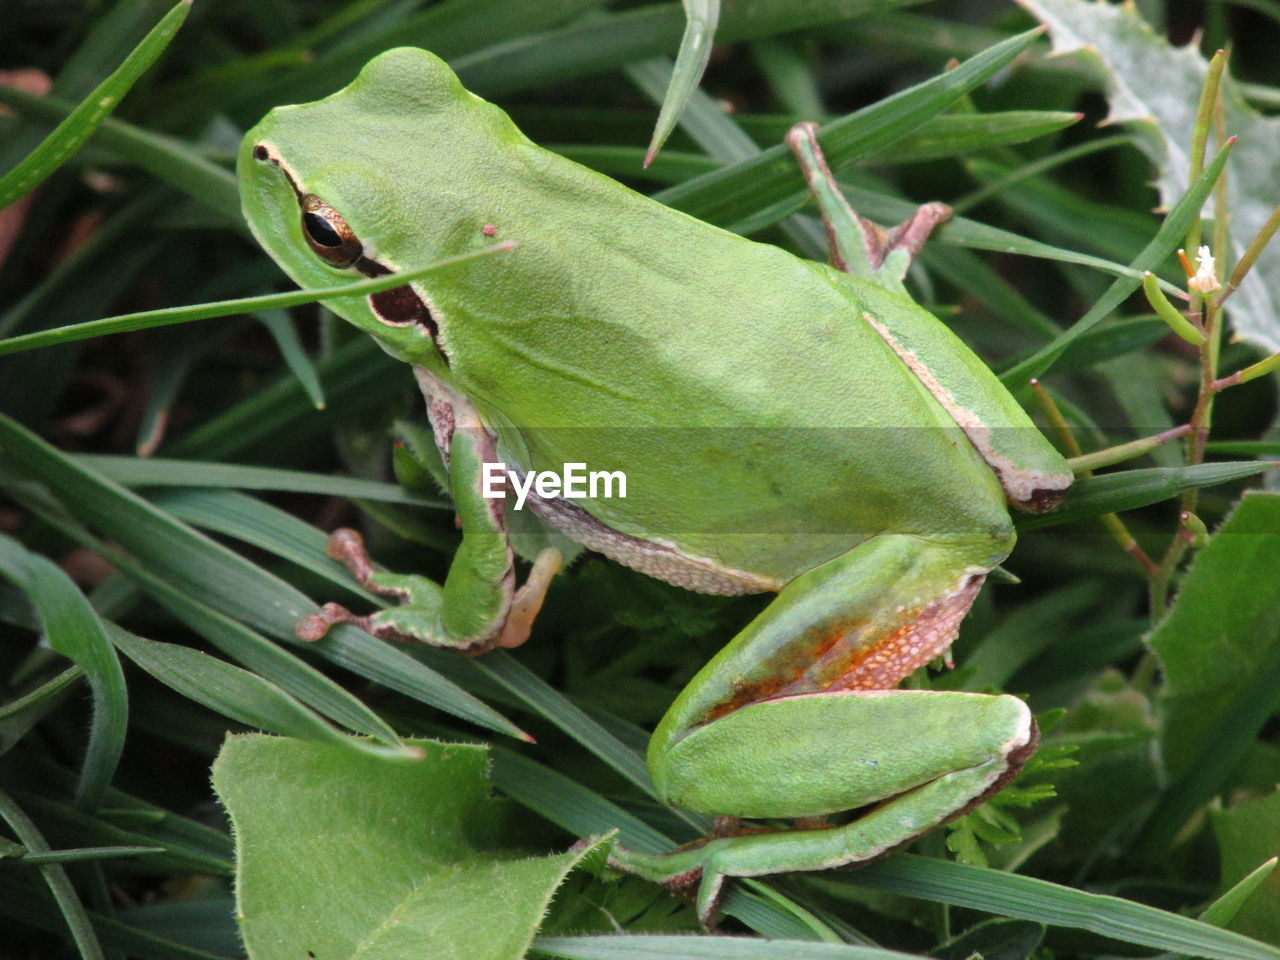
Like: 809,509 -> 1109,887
644,0 -> 720,166
0,537 -> 126,812
0,788 -> 105,960
0,415 -> 527,741
147,489 -> 380,604
490,748 -> 676,854
0,86 -> 241,221
653,27 -> 1046,227
532,936 -> 920,959
109,627 -> 416,758
0,872 -> 233,960
1015,461 -> 1277,531
999,138 -> 1235,387
458,0 -> 928,99
256,310 -> 325,410
0,0 -> 191,211
0,242 -> 513,357
11,846 -> 163,866
74,454 -> 446,507
164,337 -> 397,461
8,479 -> 405,744
835,855 -> 1280,960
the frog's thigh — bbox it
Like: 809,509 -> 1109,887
649,532 -> 1011,793
662,689 -> 1032,819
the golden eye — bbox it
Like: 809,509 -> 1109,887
299,194 -> 362,268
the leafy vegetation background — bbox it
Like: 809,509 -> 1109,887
1,1 -> 1279,958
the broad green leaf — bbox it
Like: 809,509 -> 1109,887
0,0 -> 190,211
1015,0 -> 1280,352
213,735 -> 605,960
1213,796 -> 1280,944
0,537 -> 126,811
1145,493 -> 1280,849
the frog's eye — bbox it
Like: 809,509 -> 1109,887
299,194 -> 362,269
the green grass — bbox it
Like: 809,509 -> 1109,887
1,1 -> 1279,958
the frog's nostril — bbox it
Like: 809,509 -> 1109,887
253,144 -> 270,162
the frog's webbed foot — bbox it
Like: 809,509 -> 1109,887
785,121 -> 950,288
297,527 -> 561,653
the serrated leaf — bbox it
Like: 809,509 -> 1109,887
1014,0 -> 1280,352
213,735 -> 605,960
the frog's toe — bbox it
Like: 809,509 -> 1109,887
296,602 -> 376,641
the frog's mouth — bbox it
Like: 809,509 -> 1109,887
251,143 -> 442,345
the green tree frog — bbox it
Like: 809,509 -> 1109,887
239,48 -> 1073,923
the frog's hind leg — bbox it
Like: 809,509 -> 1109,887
621,706 -> 1036,927
786,122 -> 1074,512
609,533 -> 1035,926
785,121 -> 950,289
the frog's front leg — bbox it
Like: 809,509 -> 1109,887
296,375 -> 561,653
608,533 -> 1036,926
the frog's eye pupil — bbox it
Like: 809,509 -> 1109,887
298,194 -> 362,268
303,212 -> 342,247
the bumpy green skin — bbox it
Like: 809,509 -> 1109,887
239,48 -> 1070,924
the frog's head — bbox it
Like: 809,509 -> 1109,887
238,47 -> 519,366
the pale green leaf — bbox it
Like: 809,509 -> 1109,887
1015,0 -> 1280,352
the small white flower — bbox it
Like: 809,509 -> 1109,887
1189,245 -> 1221,293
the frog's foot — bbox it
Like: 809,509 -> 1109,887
298,528 -> 561,653
785,121 -> 950,285
610,721 -> 1036,928
322,527 -> 415,600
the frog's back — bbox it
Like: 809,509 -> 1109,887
261,48 -> 1014,583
